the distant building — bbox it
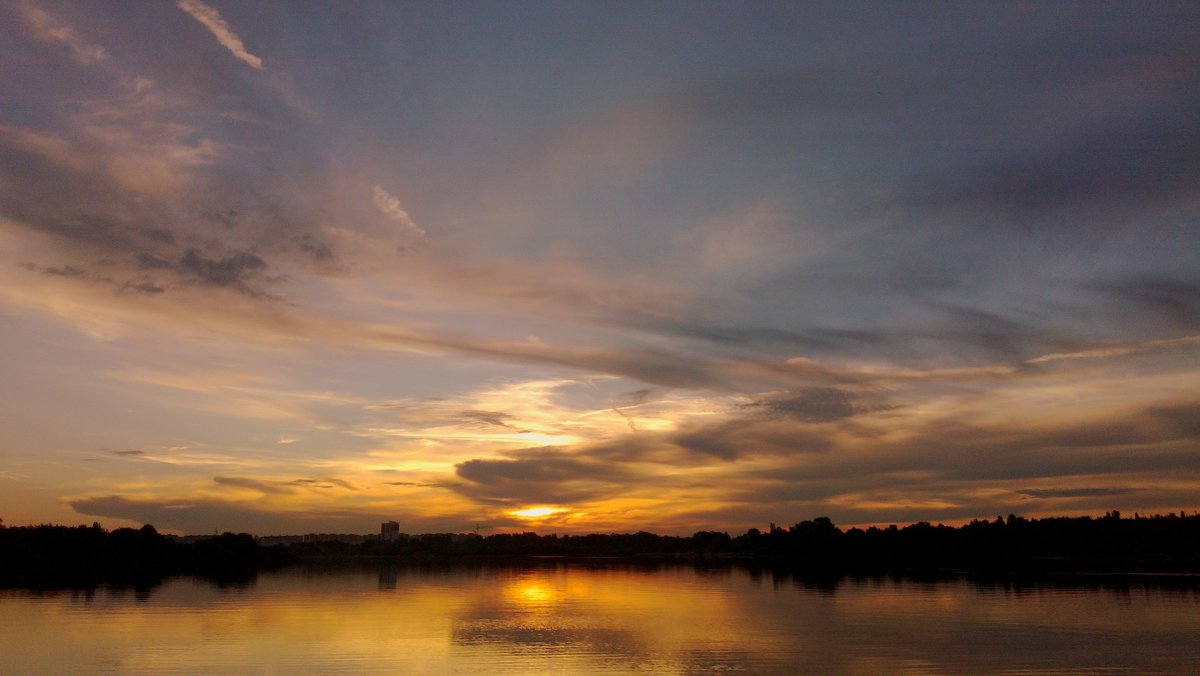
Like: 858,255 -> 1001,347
257,535 -> 305,546
302,533 -> 367,544
168,534 -> 218,544
381,521 -> 401,542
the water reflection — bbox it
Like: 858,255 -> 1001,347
1,564 -> 1197,674
378,564 -> 397,590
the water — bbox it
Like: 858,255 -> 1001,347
2,563 -> 1197,674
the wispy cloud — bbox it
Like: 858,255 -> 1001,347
214,475 -> 294,495
372,186 -> 427,239
67,494 -> 402,535
16,2 -> 107,63
176,0 -> 264,70
1024,335 -> 1200,365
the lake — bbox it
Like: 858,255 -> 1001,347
2,563 -> 1197,674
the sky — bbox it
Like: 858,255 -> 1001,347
1,1 -> 1197,536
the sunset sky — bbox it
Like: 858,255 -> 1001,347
1,1 -> 1197,536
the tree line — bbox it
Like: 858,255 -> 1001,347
300,511 -> 1200,572
2,511 -> 1197,587
0,523 -> 287,586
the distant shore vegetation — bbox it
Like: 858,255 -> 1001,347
2,512 -> 1197,588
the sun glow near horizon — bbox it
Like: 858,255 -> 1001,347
511,506 -> 567,520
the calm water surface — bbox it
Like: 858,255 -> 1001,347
2,564 -> 1198,674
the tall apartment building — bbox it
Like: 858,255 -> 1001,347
381,520 -> 401,542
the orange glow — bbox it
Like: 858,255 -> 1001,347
506,579 -> 558,606
511,506 -> 564,519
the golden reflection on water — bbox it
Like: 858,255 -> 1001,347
506,576 -> 558,606
1,566 -> 1198,674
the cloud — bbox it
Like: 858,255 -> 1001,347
386,481 -> 444,488
16,245 -> 275,300
454,449 -> 634,505
123,280 -> 167,295
608,389 -> 655,433
57,369 -> 1200,533
68,494 -> 398,535
672,418 -> 837,461
1016,488 -> 1138,499
458,410 -> 522,431
784,401 -> 1200,490
16,2 -> 107,64
899,116 -> 1200,221
178,248 -> 269,293
1019,334 -> 1200,367
1090,277 -> 1200,332
293,234 -> 335,263
41,264 -> 88,278
747,388 -> 855,423
135,252 -> 174,270
0,87 -> 227,272
1,126 -> 91,175
176,0 -> 264,70
372,186 -> 427,239
288,477 -> 357,490
214,475 -> 294,495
